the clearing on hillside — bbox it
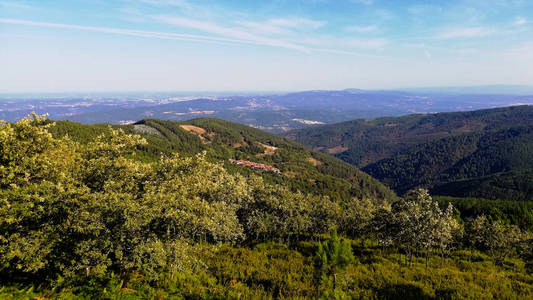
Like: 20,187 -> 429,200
180,125 -> 207,135
256,143 -> 278,156
328,146 -> 348,154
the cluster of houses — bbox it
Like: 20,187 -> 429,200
229,159 -> 281,174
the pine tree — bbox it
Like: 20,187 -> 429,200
315,229 -> 355,291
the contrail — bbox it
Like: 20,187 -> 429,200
0,17 -> 390,58
0,18 -> 260,46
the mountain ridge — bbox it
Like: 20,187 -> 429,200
49,117 -> 397,203
286,105 -> 533,198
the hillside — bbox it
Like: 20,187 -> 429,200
431,170 -> 533,202
286,105 -> 533,197
49,117 -> 397,203
1,115 -> 532,299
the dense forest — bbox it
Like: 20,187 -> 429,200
48,117 -> 396,203
287,105 -> 533,199
1,114 -> 532,298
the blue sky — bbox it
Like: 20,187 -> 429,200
1,0 -> 533,93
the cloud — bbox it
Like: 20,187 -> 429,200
237,18 -> 326,35
132,0 -> 192,9
0,17 -> 312,53
345,38 -> 388,50
268,18 -> 325,29
0,1 -> 39,10
0,18 -> 257,45
407,4 -> 443,15
153,16 -> 311,51
514,17 -> 526,26
309,47 -> 390,59
346,25 -> 377,33
126,0 -> 217,19
437,27 -> 494,39
351,0 -> 374,5
294,35 -> 389,51
1,17 -> 394,59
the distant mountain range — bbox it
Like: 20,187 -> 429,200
395,85 -> 533,95
286,105 -> 533,200
2,88 -> 533,133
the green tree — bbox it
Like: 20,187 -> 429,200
387,189 -> 459,268
313,229 -> 355,290
469,215 -> 525,265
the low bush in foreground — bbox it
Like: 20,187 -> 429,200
1,241 -> 532,299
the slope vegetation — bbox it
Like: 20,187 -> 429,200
1,115 -> 531,299
49,117 -> 397,202
287,105 -> 533,197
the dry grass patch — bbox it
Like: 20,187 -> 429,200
180,125 -> 206,135
179,125 -> 214,144
307,157 -> 322,166
327,146 -> 348,154
256,143 -> 278,156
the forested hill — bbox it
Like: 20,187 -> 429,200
2,114 -> 532,298
49,117 -> 396,203
286,105 -> 533,198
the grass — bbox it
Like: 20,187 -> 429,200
1,240 -> 531,299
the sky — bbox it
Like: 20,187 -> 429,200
1,0 -> 533,93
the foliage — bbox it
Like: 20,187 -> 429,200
1,115 -> 314,281
376,189 -> 460,268
0,115 -> 375,283
1,114 -> 532,299
50,118 -> 397,203
314,229 -> 355,290
468,215 -> 527,265
435,195 -> 533,231
432,170 -> 533,202
4,240 -> 531,299
288,105 -> 533,198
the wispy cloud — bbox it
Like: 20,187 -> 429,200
437,26 -> 494,39
125,0 -> 217,19
514,17 -> 527,26
133,0 -> 192,9
346,25 -> 377,33
266,18 -> 325,30
0,1 -> 39,11
236,18 -> 326,35
0,18 -> 258,45
153,16 -> 310,51
289,34 -> 389,51
351,0 -> 374,6
309,47 -> 390,59
2,17 -> 388,58
344,38 -> 388,50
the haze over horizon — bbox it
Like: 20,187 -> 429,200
2,0 -> 533,93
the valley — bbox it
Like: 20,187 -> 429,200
4,0 -> 533,297
287,105 -> 533,200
